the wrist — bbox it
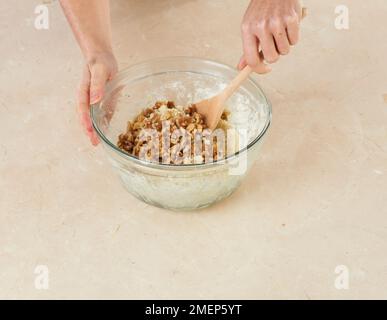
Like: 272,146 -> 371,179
85,48 -> 115,64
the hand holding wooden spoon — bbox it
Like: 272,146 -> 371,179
196,7 -> 307,130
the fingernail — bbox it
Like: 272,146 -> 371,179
90,92 -> 101,104
91,133 -> 100,146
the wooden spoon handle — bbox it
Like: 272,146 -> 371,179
220,65 -> 253,102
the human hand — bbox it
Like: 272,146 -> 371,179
239,0 -> 302,73
78,51 -> 118,145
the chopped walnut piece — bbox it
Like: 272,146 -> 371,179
167,101 -> 175,108
142,108 -> 153,117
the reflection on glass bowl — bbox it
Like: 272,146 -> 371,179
91,57 -> 271,210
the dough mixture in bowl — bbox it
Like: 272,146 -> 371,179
117,101 -> 231,165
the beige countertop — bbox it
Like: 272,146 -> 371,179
0,0 -> 386,299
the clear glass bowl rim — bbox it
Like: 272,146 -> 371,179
90,56 -> 272,171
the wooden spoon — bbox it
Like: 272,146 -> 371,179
196,7 -> 307,130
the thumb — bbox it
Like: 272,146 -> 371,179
237,56 -> 247,70
238,54 -> 271,74
89,64 -> 111,104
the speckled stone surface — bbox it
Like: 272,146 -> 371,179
0,0 -> 386,299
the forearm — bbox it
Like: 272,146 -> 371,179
60,0 -> 113,61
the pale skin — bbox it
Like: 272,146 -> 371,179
60,0 -> 301,145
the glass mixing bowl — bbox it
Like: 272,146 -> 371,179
91,57 -> 271,210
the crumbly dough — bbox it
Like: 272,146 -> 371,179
117,101 -> 230,164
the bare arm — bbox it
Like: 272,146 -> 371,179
60,0 -> 113,60
60,0 -> 117,145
